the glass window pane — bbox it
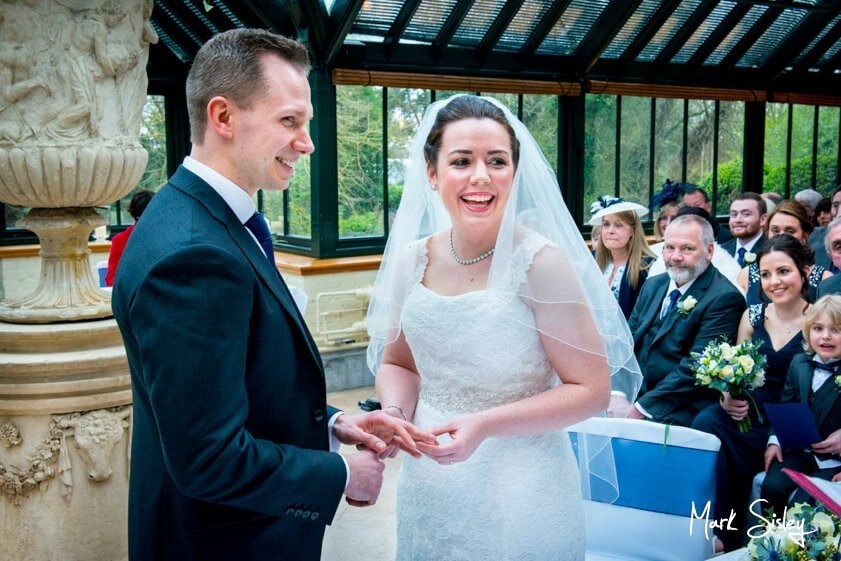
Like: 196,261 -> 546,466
687,99 -> 716,187
818,106 -> 840,194
387,88 -> 429,225
584,93 -> 617,222
764,102 -> 788,196
522,94 -> 558,173
487,93 -> 519,114
337,85 -> 384,239
618,96 -> 651,206
653,97 -> 684,192
714,101 -> 744,213
790,104 -> 815,192
4,205 -> 27,229
108,95 -> 168,228
263,155 -> 311,239
436,89 -> 474,100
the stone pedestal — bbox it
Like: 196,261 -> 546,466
0,319 -> 131,561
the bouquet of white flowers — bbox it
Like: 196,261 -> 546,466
691,336 -> 767,432
747,502 -> 841,560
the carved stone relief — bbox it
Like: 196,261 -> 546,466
0,406 -> 131,505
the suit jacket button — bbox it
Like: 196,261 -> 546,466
285,508 -> 295,516
311,512 -> 319,521
295,509 -> 303,517
303,510 -> 312,519
312,409 -> 325,423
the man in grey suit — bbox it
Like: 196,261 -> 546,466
625,214 -> 746,427
111,29 -> 433,561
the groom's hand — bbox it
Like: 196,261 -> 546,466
333,411 -> 437,459
344,449 -> 385,507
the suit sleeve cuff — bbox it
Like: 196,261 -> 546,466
328,411 -> 344,452
634,402 -> 654,419
327,411 -> 350,490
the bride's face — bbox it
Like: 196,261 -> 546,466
427,118 -> 515,234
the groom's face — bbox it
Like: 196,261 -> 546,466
663,221 -> 711,286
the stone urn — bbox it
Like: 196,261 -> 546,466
0,0 -> 157,323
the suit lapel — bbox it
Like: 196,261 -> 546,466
797,363 -> 812,405
651,265 -> 715,345
169,167 -> 322,368
813,374 -> 841,427
639,275 -> 669,336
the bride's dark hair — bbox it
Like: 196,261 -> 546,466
423,95 -> 520,168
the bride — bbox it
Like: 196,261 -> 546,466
366,95 -> 642,560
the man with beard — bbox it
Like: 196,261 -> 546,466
625,214 -> 745,426
721,192 -> 767,267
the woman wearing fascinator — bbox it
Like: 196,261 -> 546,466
366,94 -> 642,560
651,179 -> 683,242
589,196 -> 656,319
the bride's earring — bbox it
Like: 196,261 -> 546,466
430,179 -> 438,191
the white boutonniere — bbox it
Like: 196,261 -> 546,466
678,295 -> 697,316
743,251 -> 756,264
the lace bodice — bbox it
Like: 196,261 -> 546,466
400,233 -> 556,414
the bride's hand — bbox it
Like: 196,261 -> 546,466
417,414 -> 485,465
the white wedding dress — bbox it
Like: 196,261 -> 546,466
395,233 -> 585,561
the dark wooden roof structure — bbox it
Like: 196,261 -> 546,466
148,0 -> 841,98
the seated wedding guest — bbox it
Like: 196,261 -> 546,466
738,199 -> 829,306
816,197 -> 832,228
692,235 -> 811,552
648,206 -> 742,292
589,196 -> 656,319
794,188 -> 823,225
682,184 -> 733,244
761,192 -> 782,215
809,187 -> 841,270
817,217 -> 841,297
651,179 -> 683,242
105,189 -> 154,287
624,214 -> 745,426
761,294 -> 841,516
589,224 -> 601,253
721,192 -> 767,268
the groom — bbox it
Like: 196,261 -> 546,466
112,29 -> 433,561
625,214 -> 745,427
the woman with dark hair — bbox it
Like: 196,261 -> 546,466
738,199 -> 829,306
693,234 -> 811,552
367,94 -> 642,559
105,189 -> 154,286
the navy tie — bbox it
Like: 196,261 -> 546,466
737,247 -> 746,267
244,212 -> 275,264
660,289 -> 681,320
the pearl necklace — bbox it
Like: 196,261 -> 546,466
449,229 -> 495,266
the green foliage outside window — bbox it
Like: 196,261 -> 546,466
107,95 -> 168,226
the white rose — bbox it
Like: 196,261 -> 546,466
739,355 -> 755,374
720,343 -> 736,360
813,511 -> 835,536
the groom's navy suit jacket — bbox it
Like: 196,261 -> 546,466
628,265 -> 745,427
112,166 -> 346,561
